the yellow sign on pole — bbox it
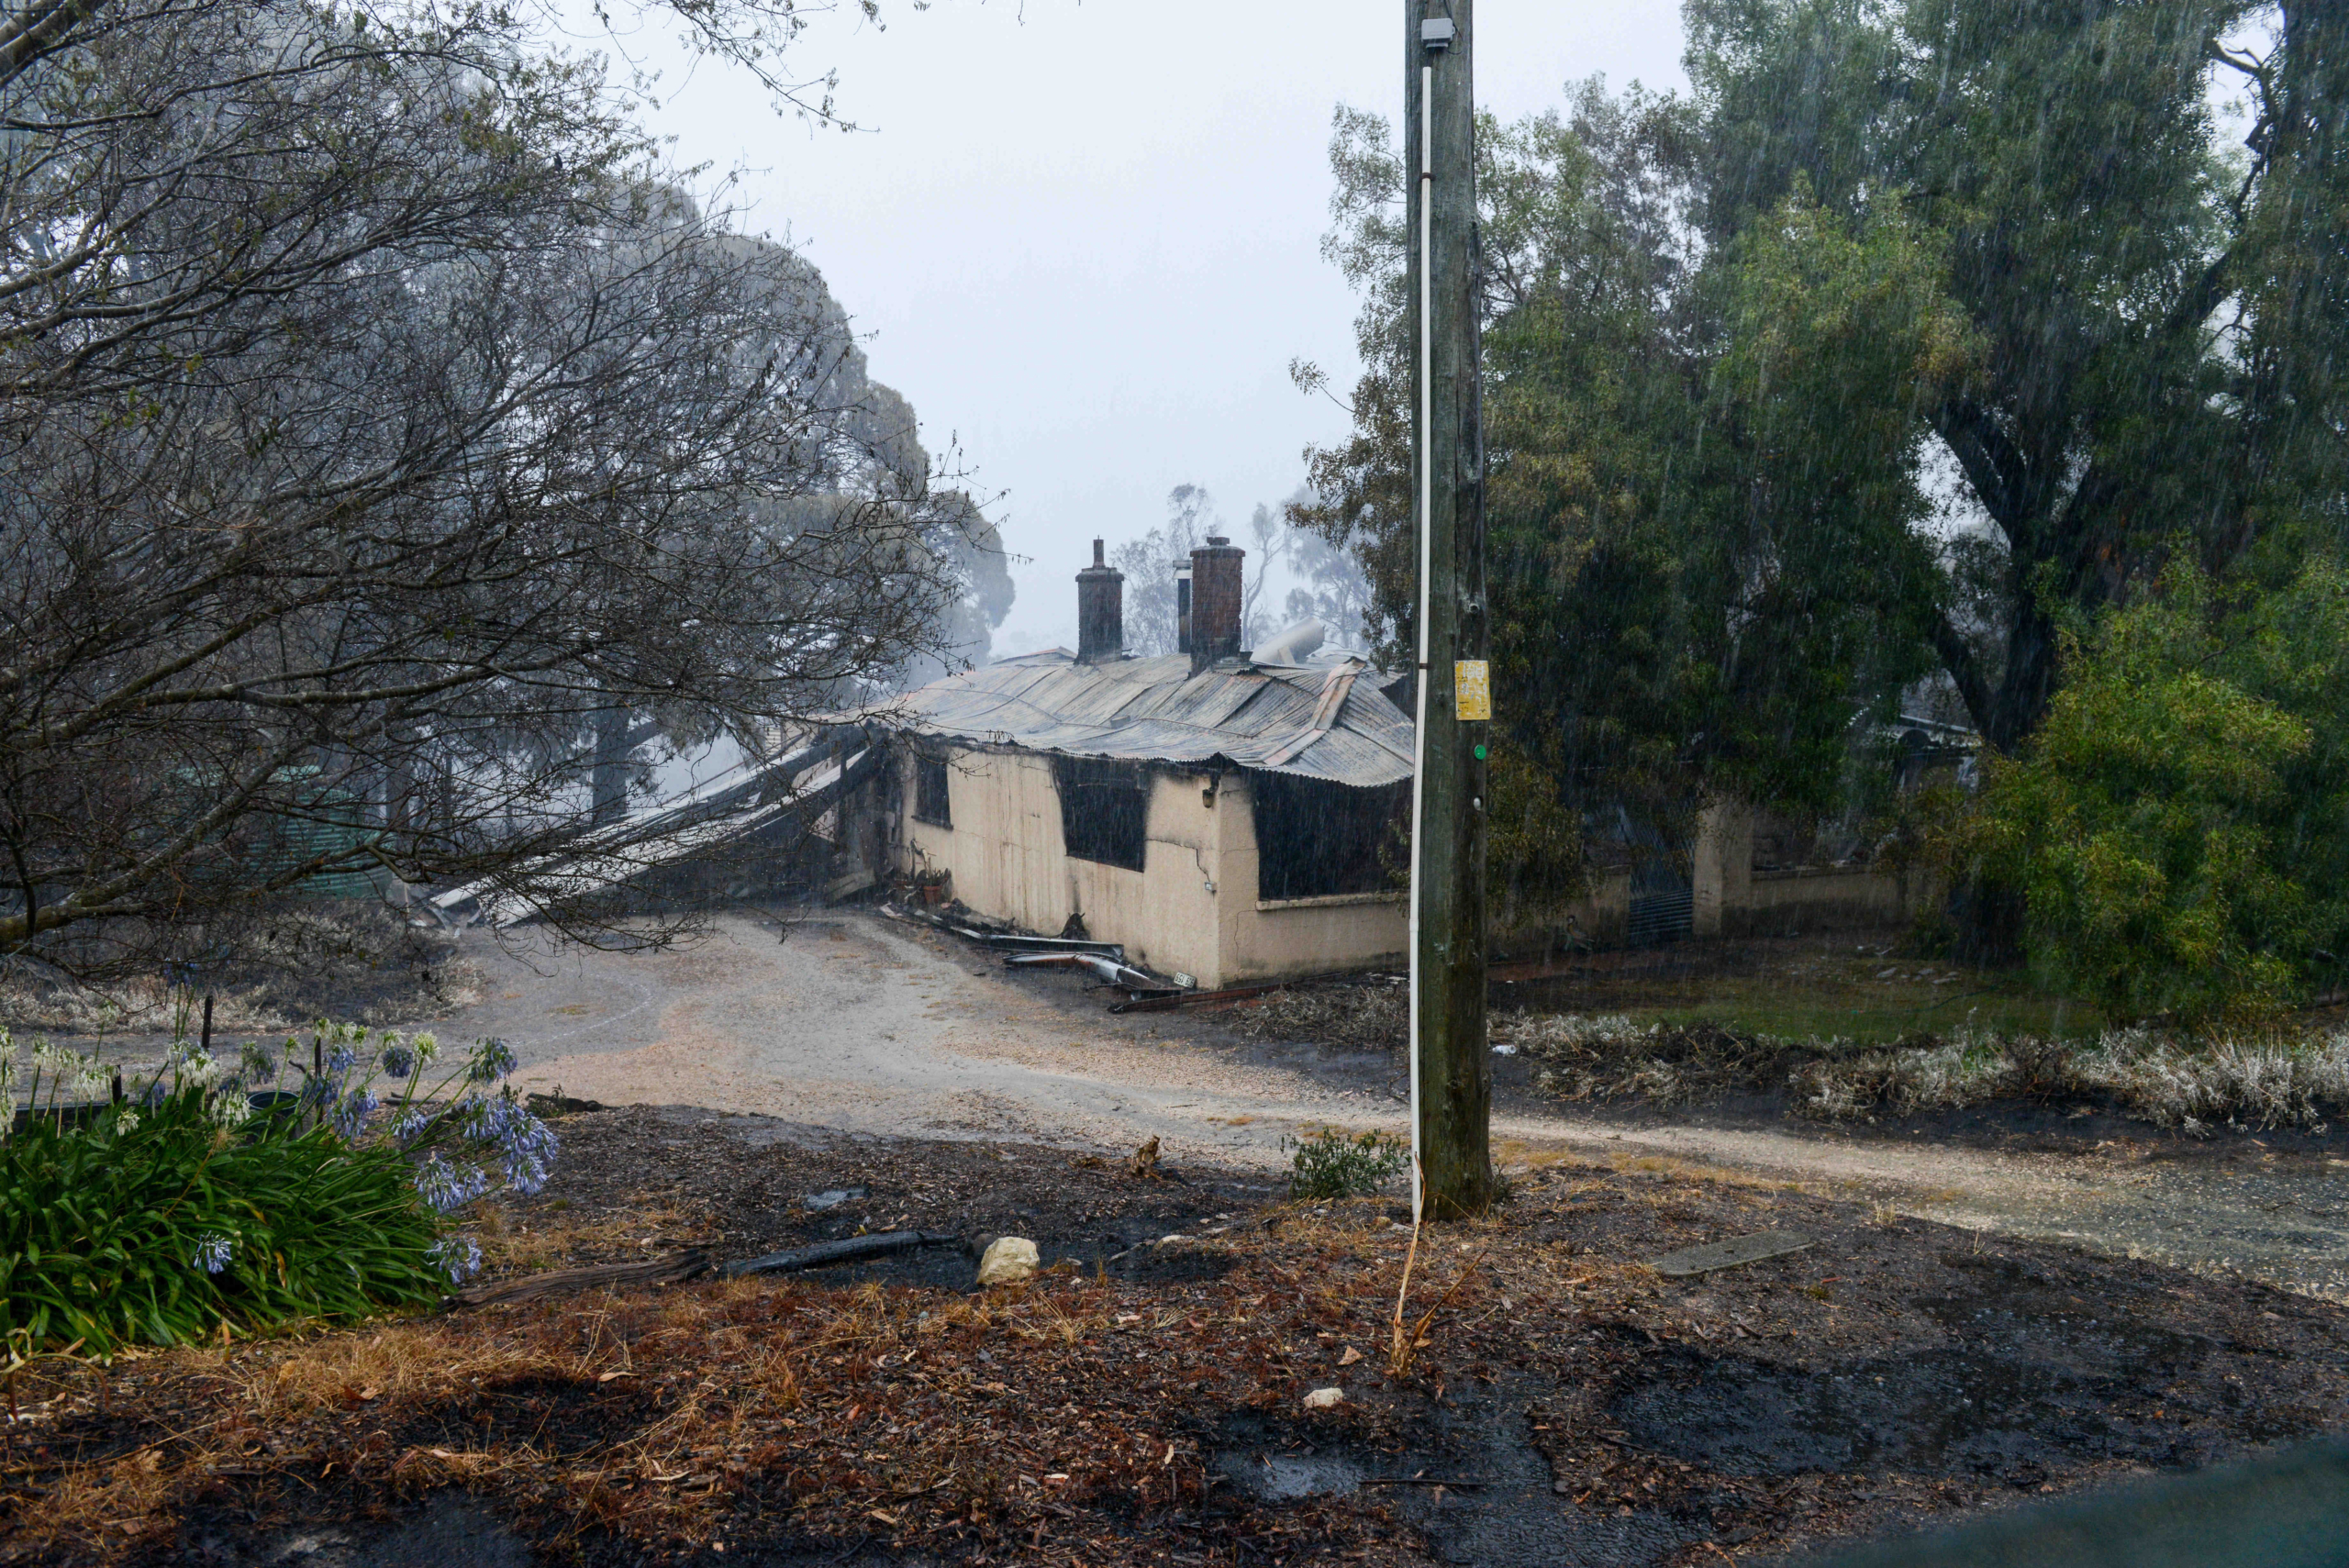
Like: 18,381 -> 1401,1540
1454,659 -> 1491,721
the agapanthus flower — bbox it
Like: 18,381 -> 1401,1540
191,1232 -> 232,1274
381,1043 -> 416,1079
207,1084 -> 251,1129
478,1095 -> 558,1195
329,1086 -> 380,1140
429,1235 -> 483,1284
413,1153 -> 490,1214
466,1038 -> 518,1084
39,1041 -> 111,1104
325,1042 -> 360,1076
169,1041 -> 223,1090
412,1032 -> 440,1065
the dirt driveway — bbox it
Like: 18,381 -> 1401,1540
431,909 -> 2349,1302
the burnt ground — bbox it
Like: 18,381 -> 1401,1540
509,1103 -> 1283,1288
6,1110 -> 2349,1567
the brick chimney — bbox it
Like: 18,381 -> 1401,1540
1074,539 -> 1124,664
1188,536 -> 1244,673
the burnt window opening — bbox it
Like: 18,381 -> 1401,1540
1251,772 -> 1408,901
1054,757 -> 1149,871
912,751 -> 952,828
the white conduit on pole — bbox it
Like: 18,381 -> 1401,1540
1407,59 -> 1434,1229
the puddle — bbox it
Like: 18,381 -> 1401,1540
1212,1386 -> 1709,1568
1214,1450 -> 1365,1502
208,1492 -> 533,1567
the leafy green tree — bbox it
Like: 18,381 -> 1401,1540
1966,565 -> 2349,1023
1687,0 -> 2343,751
1298,0 -> 2349,953
1297,84 -> 1944,875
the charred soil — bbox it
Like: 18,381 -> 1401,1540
6,1112 -> 2346,1567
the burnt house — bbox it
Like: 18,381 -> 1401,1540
859,538 -> 1411,989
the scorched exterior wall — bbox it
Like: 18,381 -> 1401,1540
891,748 -> 1406,990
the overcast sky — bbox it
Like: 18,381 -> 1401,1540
610,1 -> 1690,654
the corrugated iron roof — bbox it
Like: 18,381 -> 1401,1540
852,651 -> 1415,788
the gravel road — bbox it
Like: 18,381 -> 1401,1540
432,909 -> 2349,1301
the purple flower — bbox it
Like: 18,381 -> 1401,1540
329,1086 -> 380,1140
381,1044 -> 417,1079
191,1233 -> 232,1274
466,1038 -> 518,1084
413,1152 -> 489,1214
429,1235 -> 483,1284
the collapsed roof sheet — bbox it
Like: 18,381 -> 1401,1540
852,651 -> 1414,788
430,731 -> 873,929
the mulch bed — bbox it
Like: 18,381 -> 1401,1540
4,1113 -> 2346,1566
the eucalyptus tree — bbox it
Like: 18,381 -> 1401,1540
1297,0 -> 2349,925
1686,0 -> 2346,753
0,1 -> 989,973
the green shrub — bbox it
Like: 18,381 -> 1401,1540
0,1084 -> 445,1359
1962,564 -> 2349,1026
0,1022 -> 555,1361
1283,1127 -> 1408,1200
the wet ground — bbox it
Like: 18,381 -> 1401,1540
40,1114 -> 2347,1568
67,906 -> 2349,1303
522,1101 -> 1276,1291
334,908 -> 2349,1305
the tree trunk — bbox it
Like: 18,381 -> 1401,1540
592,706 -> 632,826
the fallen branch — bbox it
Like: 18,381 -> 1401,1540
720,1231 -> 963,1279
452,1251 -> 711,1309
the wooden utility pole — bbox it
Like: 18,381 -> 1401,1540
1405,0 -> 1492,1221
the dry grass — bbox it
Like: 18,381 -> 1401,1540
1508,1013 -> 1841,1108
1492,1001 -> 2349,1135
1228,984 -> 1407,1051
0,1192 -> 1667,1566
1791,1027 -> 2349,1132
469,1197 -> 719,1277
1238,964 -> 2349,1138
9,1149 -> 2347,1566
0,1234 -> 1245,1559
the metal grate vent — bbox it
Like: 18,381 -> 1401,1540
1626,888 -> 1693,947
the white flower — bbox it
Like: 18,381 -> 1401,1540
116,1109 -> 140,1134
412,1032 -> 440,1065
170,1041 -> 224,1089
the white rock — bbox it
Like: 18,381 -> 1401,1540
1301,1386 -> 1345,1410
975,1236 -> 1039,1286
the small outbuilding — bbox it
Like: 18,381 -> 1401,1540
854,538 -> 1412,990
